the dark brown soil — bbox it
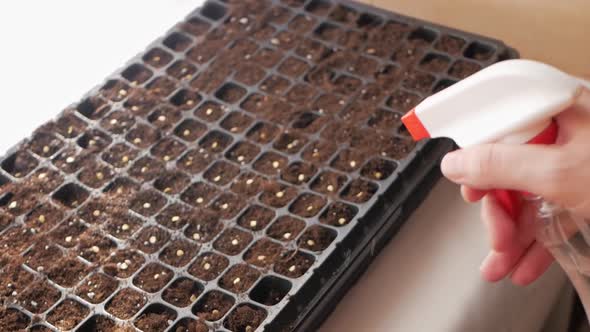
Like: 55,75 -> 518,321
167,61 -> 198,81
182,181 -> 219,208
154,171 -> 190,195
274,251 -> 314,278
128,155 -> 164,181
253,152 -> 288,175
289,14 -> 316,33
204,161 -> 240,186
134,305 -> 177,332
278,57 -> 309,77
189,252 -> 229,281
127,124 -> 161,149
237,205 -> 275,231
151,137 -> 187,162
55,112 -> 87,138
177,149 -> 214,174
0,307 -> 30,331
78,161 -> 115,188
163,278 -> 203,308
24,240 -> 63,271
103,249 -> 145,278
230,172 -> 266,197
174,119 -> 207,143
290,193 -> 327,218
435,35 -> 465,54
184,211 -> 223,243
259,182 -> 298,208
420,54 -> 450,73
220,112 -> 253,134
226,141 -> 260,165
17,280 -> 60,313
172,318 -> 210,332
200,131 -> 233,153
104,213 -> 142,240
194,291 -> 235,322
267,216 -> 305,242
46,299 -> 89,330
214,228 -> 253,256
134,226 -> 171,254
76,273 -> 118,304
449,60 -> 482,79
234,63 -> 266,86
341,179 -> 378,203
0,261 -> 33,300
77,230 -> 116,262
130,190 -> 167,216
311,171 -> 347,195
219,264 -> 260,293
134,263 -> 173,293
224,304 -> 267,332
47,256 -> 89,287
159,240 -> 199,267
106,288 -> 147,319
361,158 -> 397,181
50,219 -> 87,248
301,139 -> 337,164
298,225 -> 336,251
155,203 -> 193,230
244,239 -> 284,268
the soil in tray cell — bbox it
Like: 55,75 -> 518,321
435,34 -> 466,55
153,170 -> 191,195
24,239 -> 63,271
130,190 -> 167,217
219,264 -> 261,294
47,256 -> 90,287
220,112 -> 254,134
224,304 -> 267,332
134,304 -> 177,332
0,307 -> 30,331
253,152 -> 288,175
17,280 -> 61,313
169,88 -> 201,110
106,288 -> 148,319
155,203 -> 194,230
361,158 -> 397,181
267,215 -> 306,242
204,161 -> 240,186
172,318 -> 210,332
231,172 -> 266,197
78,161 -> 115,189
159,239 -> 199,267
274,250 -> 315,278
193,290 -> 235,322
184,211 -> 223,243
341,178 -> 379,203
76,272 -> 119,304
133,263 -> 174,293
260,182 -> 298,208
126,124 -> 161,149
0,261 -> 33,300
234,63 -> 266,86
46,299 -> 89,331
174,119 -> 208,143
103,249 -> 145,279
320,201 -> 358,227
237,205 -> 275,232
189,252 -> 230,282
214,228 -> 253,256
250,276 -> 292,306
177,149 -> 215,175
289,193 -> 327,218
162,277 -> 203,308
77,230 -> 116,263
133,225 -> 171,254
226,141 -> 260,165
244,238 -> 284,268
298,225 -> 337,252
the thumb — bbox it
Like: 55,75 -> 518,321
441,143 -> 562,197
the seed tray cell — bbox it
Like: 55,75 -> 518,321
0,0 -> 517,331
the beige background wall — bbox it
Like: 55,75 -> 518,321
362,0 -> 590,76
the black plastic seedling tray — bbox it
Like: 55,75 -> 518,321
0,0 -> 518,331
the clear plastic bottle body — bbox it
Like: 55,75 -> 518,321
532,197 -> 590,316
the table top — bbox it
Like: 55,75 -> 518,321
0,1 -> 574,331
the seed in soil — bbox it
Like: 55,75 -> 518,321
162,278 -> 203,308
24,203 -> 64,233
154,171 -> 190,195
167,60 -> 198,81
103,177 -> 140,196
106,288 -> 148,319
244,238 -> 284,268
103,249 -> 146,278
52,147 -> 87,174
24,240 -> 63,271
77,128 -> 112,152
234,63 -> 266,86
312,94 -> 346,115
130,190 -> 167,216
184,209 -> 223,242
127,156 -> 163,182
159,239 -> 198,267
230,172 -> 266,197
134,226 -> 171,254
17,280 -> 60,313
126,124 -> 161,149
0,307 -> 30,331
367,109 -> 403,131
133,263 -> 173,293
419,53 -> 451,73
253,152 -> 288,175
46,299 -> 89,331
259,182 -> 298,208
2,150 -> 38,178
267,216 -> 305,242
105,213 -> 142,240
341,178 -> 378,203
220,112 -> 254,135
172,318 -> 210,332
219,264 -> 260,294
0,262 -> 33,299
78,161 -> 115,189
174,119 -> 207,142
156,203 -> 193,230
122,63 -> 153,85
203,161 -> 240,186
246,122 -> 279,144
28,131 -> 63,158
0,226 -> 36,254
224,303 -> 267,332
181,182 -> 219,207
101,79 -> 133,102
199,130 -> 233,153
435,34 -> 465,55
177,148 -> 214,174
151,137 -> 187,162
47,256 -> 89,287
135,304 -> 178,332
391,44 -> 424,65
189,252 -> 229,281
464,41 -> 494,60
210,193 -> 245,219
194,101 -> 226,123
146,76 -> 179,98
448,60 -> 482,79
331,149 -> 366,173
76,273 -> 118,304
274,132 -> 307,154
274,250 -> 315,278
78,230 -> 116,262
170,89 -> 202,110
361,158 -> 397,181
214,228 -> 253,256
50,218 -> 87,247
298,225 -> 336,252
76,96 -> 110,120
102,143 -> 138,168
380,136 -> 415,160
260,75 -> 291,95
301,139 -> 337,164
237,205 -> 275,232
250,276 -> 292,306
289,193 -> 327,218
163,31 -> 192,51
193,290 -> 235,322
281,162 -> 316,185
252,48 -> 283,68
181,16 -> 211,36
225,141 -> 260,165
55,112 -> 87,138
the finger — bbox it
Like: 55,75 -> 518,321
441,144 -> 561,198
510,241 -> 554,286
481,194 -> 517,253
461,185 -> 487,203
480,249 -> 525,282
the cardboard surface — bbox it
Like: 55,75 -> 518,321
363,0 -> 590,76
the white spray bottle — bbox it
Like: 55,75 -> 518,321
401,59 -> 590,315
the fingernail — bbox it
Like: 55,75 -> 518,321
441,152 -> 462,180
479,252 -> 493,272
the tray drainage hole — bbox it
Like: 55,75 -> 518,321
305,0 -> 333,16
134,303 -> 178,332
172,318 -> 210,332
201,2 -> 227,21
2,151 -> 38,178
163,31 -> 192,52
52,183 -> 89,208
46,299 -> 89,331
464,41 -> 495,61
193,290 -> 235,322
105,288 -> 148,319
224,303 -> 268,332
298,225 -> 337,252
219,264 -> 261,294
408,27 -> 438,46
433,79 -> 457,93
250,276 -> 292,306
121,63 -> 153,85
162,277 -> 204,308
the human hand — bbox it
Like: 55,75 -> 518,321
440,87 -> 590,286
